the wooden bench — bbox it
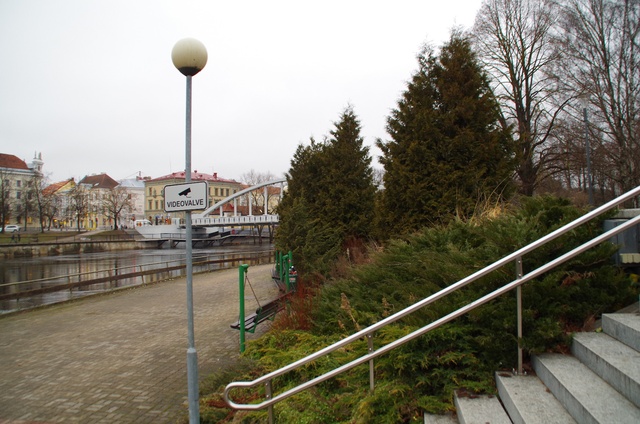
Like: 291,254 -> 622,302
230,298 -> 283,333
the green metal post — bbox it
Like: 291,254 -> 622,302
282,255 -> 289,292
288,250 -> 293,269
275,251 -> 281,278
286,251 -> 294,292
239,264 -> 249,353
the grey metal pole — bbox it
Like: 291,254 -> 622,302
185,74 -> 199,423
583,107 -> 594,206
515,257 -> 523,375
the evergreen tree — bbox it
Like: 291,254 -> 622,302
377,31 -> 514,236
276,107 -> 376,273
322,106 -> 376,239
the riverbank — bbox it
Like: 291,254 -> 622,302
0,239 -> 155,259
0,229 -> 148,259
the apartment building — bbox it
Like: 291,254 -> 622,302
144,171 -> 243,224
0,152 -> 44,226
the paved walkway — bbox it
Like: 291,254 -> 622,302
0,263 -> 279,423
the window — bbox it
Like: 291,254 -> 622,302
214,188 -> 219,196
155,200 -> 159,210
148,200 -> 152,210
226,188 -> 230,196
149,187 -> 152,195
16,191 -> 21,199
16,180 -> 21,188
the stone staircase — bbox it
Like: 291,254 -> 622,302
425,312 -> 640,424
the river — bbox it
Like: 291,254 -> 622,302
0,243 -> 274,314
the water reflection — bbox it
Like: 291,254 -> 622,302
0,245 -> 273,314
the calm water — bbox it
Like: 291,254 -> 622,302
0,244 -> 274,314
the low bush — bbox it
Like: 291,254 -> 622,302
202,196 -> 637,423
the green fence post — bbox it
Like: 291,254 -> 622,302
239,264 -> 249,353
282,254 -> 289,292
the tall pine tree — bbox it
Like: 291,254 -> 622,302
277,106 -> 376,273
377,31 -> 514,236
323,106 -> 376,239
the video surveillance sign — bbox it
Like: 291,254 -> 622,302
164,181 -> 208,212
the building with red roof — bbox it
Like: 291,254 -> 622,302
42,178 -> 76,229
0,152 -> 44,228
144,171 -> 243,224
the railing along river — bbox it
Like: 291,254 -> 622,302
0,248 -> 274,314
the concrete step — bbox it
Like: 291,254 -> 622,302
602,312 -> 640,351
572,331 -> 640,408
453,391 -> 510,424
423,412 -> 457,424
495,372 -> 575,424
431,313 -> 640,423
533,353 -> 640,424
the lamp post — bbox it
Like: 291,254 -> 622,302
172,37 -> 208,424
583,107 -> 594,206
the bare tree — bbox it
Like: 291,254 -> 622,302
0,168 -> 15,231
241,170 -> 278,214
68,184 -> 90,231
101,185 -> 134,230
41,191 -> 61,230
473,0 -> 568,195
26,173 -> 50,232
16,177 -> 37,231
555,0 -> 640,199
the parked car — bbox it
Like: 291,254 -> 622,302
3,225 -> 21,233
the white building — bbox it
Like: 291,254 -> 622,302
0,152 -> 44,227
118,176 -> 147,228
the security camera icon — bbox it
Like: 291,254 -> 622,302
178,188 -> 191,197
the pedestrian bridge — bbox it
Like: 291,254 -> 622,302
191,178 -> 285,228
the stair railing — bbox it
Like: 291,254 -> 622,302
224,186 -> 640,423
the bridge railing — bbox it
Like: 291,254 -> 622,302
192,214 -> 279,227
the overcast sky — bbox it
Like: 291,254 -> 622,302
0,0 -> 483,184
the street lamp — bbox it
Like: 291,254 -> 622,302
172,37 -> 207,424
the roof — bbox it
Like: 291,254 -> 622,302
43,178 -> 75,196
0,154 -> 29,170
148,171 -> 238,184
240,183 -> 282,195
118,178 -> 145,189
79,173 -> 119,189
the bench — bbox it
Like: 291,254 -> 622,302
230,298 -> 283,333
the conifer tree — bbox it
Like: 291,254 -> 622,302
322,106 -> 376,239
277,107 -> 376,272
377,31 -> 514,236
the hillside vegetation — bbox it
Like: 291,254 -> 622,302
202,196 -> 637,423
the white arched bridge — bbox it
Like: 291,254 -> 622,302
135,178 -> 286,246
192,177 -> 286,228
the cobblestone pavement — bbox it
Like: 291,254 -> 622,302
0,263 -> 279,423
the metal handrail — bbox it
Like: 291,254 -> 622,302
224,186 -> 640,419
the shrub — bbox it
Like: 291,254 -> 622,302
204,196 -> 636,422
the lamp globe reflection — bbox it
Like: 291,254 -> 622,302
172,38 -> 208,76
